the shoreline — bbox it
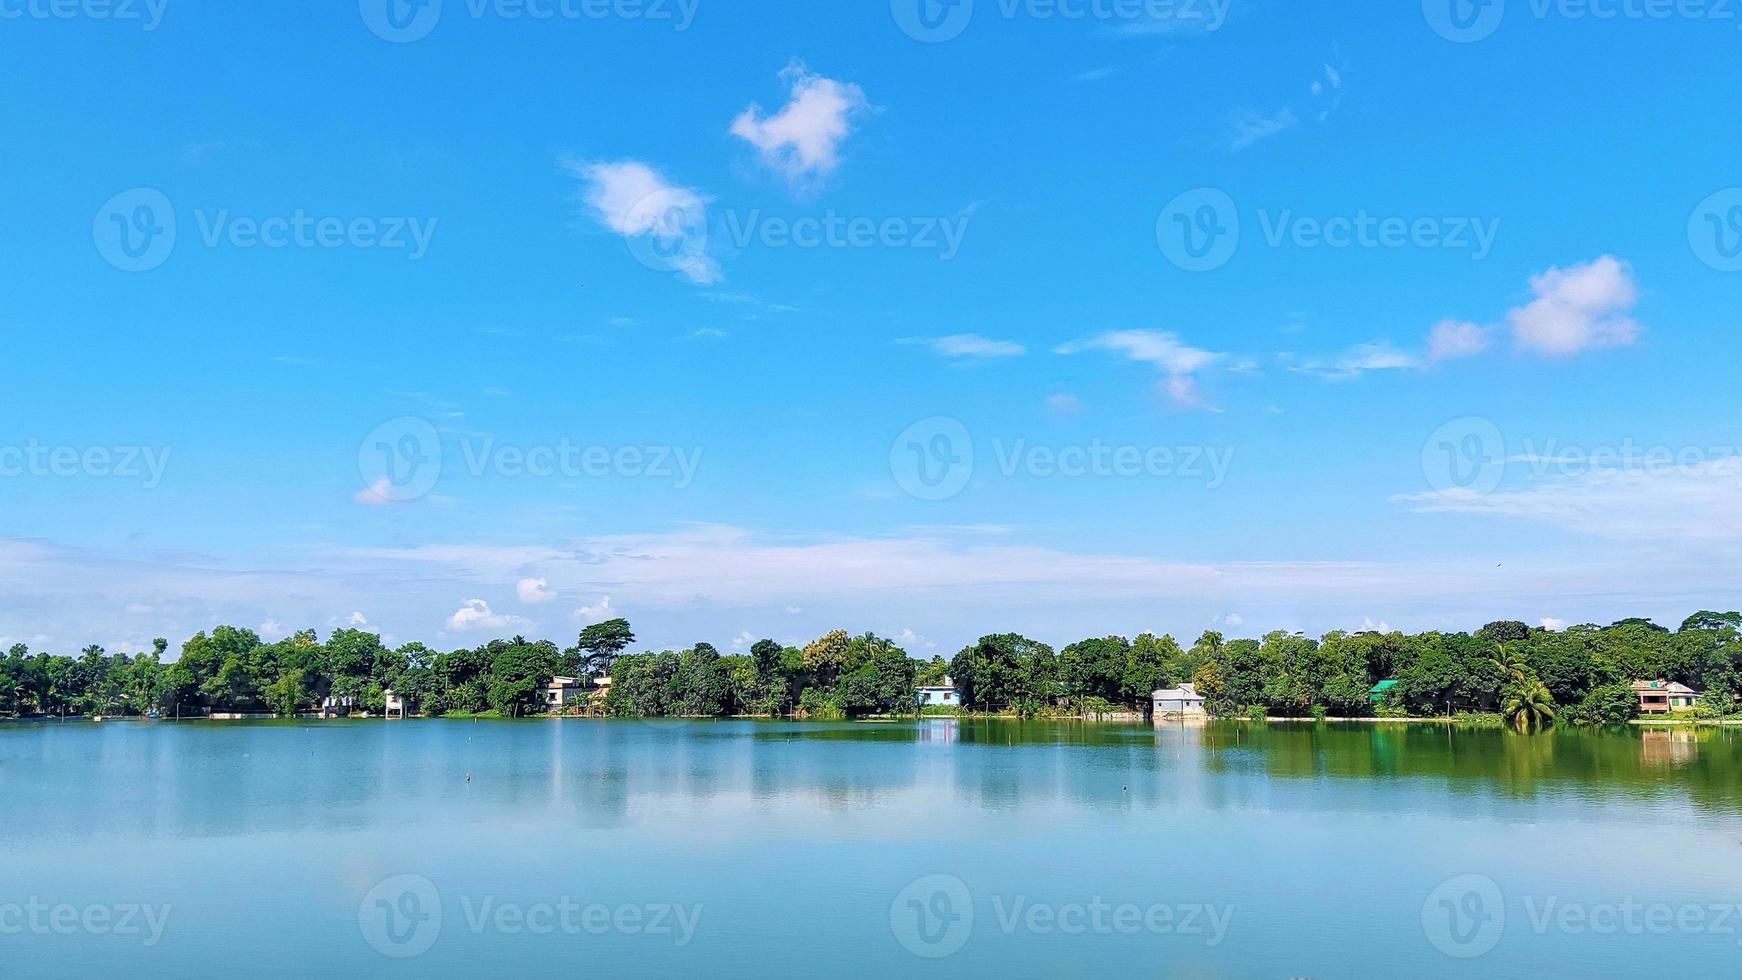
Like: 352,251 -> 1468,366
8,712 -> 1741,728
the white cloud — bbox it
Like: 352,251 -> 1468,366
1057,329 -> 1221,374
1056,330 -> 1225,409
730,61 -> 868,187
348,611 -> 369,627
1508,255 -> 1640,356
259,619 -> 287,638
904,334 -> 1026,360
1074,66 -> 1118,83
354,478 -> 396,506
4,521 -> 1739,659
1396,457 -> 1742,542
1287,341 -> 1419,381
730,630 -> 756,648
574,596 -> 615,624
1359,617 -> 1395,633
516,577 -> 556,605
568,158 -> 720,285
1540,617 -> 1569,631
1309,63 -> 1346,122
1222,613 -> 1244,628
688,327 -> 729,342
1045,393 -> 1083,415
446,599 -> 524,633
1226,108 -> 1297,152
1426,319 -> 1490,361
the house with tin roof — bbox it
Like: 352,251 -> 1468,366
1631,680 -> 1700,714
1152,683 -> 1207,719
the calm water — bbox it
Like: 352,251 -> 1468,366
4,718 -> 1742,977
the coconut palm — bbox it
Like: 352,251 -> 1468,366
1488,643 -> 1531,686
1502,679 -> 1557,732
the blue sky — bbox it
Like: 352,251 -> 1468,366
2,0 -> 1740,656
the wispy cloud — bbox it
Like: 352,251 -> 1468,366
567,158 -> 720,284
1286,341 -> 1419,381
1074,66 -> 1119,83
1426,319 -> 1491,362
1225,108 -> 1298,152
1045,393 -> 1083,415
902,334 -> 1026,360
1056,329 -> 1225,408
1396,457 -> 1742,542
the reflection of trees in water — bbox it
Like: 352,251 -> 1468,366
1186,721 -> 1742,817
13,719 -> 1742,845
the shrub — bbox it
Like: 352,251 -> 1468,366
1570,683 -> 1639,726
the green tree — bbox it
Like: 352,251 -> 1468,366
1570,682 -> 1639,726
572,619 -> 635,677
486,640 -> 558,716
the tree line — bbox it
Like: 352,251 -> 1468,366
2,612 -> 1738,727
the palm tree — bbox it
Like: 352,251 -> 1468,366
1502,679 -> 1557,732
1488,643 -> 1530,686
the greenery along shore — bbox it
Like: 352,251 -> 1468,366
2,613 -> 1739,728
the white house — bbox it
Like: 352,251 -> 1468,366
1152,683 -> 1207,719
916,676 -> 958,708
384,689 -> 412,719
544,676 -> 587,709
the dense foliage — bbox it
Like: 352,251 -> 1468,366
3,612 -> 1738,726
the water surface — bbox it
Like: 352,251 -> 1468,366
4,718 -> 1740,977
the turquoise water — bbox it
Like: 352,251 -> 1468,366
4,718 -> 1742,977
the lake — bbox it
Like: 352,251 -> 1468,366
4,717 -> 1741,977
